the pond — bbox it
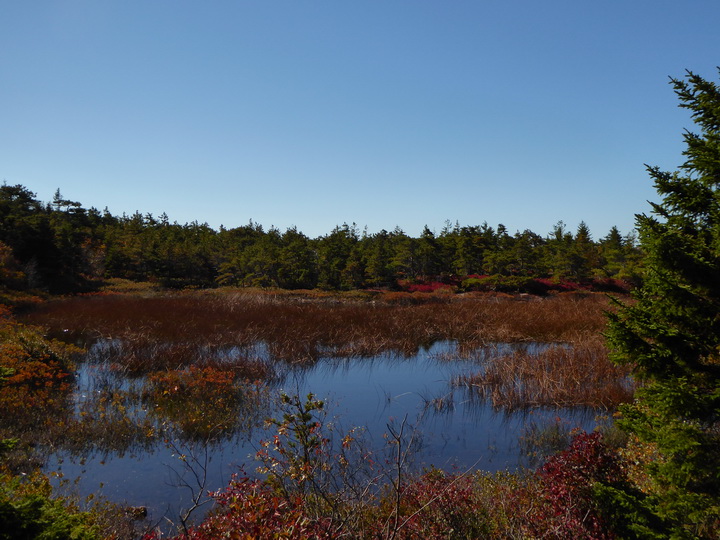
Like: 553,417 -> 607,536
44,339 -> 603,528
14,292 -> 629,531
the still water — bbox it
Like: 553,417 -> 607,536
46,340 -> 600,527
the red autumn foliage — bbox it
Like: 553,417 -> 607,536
143,475 -> 332,540
524,431 -> 624,539
405,282 -> 453,293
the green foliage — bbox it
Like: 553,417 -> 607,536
0,184 -> 107,292
606,69 -> 720,538
0,438 -> 17,458
316,223 -> 360,289
254,392 -> 378,536
257,393 -> 328,495
0,365 -> 18,459
1,181 -> 643,293
0,473 -> 99,540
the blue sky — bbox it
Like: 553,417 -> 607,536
2,2 -> 719,240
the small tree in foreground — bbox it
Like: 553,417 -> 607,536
604,70 -> 720,538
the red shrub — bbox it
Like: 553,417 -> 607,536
144,475 -> 332,539
405,282 -> 453,293
387,469 -> 493,538
527,432 -> 623,539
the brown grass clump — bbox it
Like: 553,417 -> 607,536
455,335 -> 633,410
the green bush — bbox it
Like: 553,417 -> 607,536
0,474 -> 99,540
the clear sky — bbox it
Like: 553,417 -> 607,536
2,1 -> 719,240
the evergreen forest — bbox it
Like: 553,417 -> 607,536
0,184 -> 641,295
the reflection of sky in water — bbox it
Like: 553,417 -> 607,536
46,340 -> 601,529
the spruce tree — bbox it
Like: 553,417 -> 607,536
604,70 -> 720,538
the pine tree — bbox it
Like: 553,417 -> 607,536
604,70 -> 720,538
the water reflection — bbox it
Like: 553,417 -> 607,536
41,339 -> 606,528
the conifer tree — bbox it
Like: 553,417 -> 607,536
604,70 -> 720,538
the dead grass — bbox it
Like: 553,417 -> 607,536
23,290 -> 614,358
455,335 -> 633,410
20,290 -> 626,409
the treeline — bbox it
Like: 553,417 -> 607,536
0,184 -> 641,294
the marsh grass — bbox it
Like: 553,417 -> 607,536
23,290 -> 612,364
6,290 -> 640,538
85,337 -> 274,379
0,310 -> 83,469
455,336 -> 633,410
9,289 -> 631,465
19,290 -> 628,413
1,299 -> 274,471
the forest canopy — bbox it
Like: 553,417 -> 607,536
0,184 -> 640,294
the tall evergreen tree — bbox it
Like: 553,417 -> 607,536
511,229 -> 546,276
277,227 -> 318,289
546,220 -> 575,280
416,225 -> 441,278
363,229 -> 394,287
316,223 -> 359,289
571,221 -> 597,282
603,70 -> 720,538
